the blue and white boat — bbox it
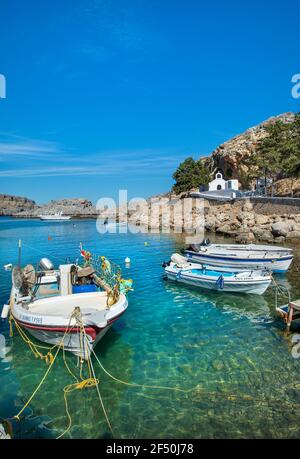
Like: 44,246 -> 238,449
164,254 -> 272,295
184,242 -> 293,273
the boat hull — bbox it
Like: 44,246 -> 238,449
165,267 -> 271,295
10,291 -> 128,359
39,216 -> 71,221
20,323 -> 111,359
184,250 -> 293,273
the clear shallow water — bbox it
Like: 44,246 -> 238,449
1,217 -> 300,439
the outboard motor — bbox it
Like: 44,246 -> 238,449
162,260 -> 171,268
201,238 -> 210,247
39,258 -> 54,271
188,244 -> 201,252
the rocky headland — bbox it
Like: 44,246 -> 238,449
0,195 -> 98,218
202,112 -> 296,190
0,194 -> 36,215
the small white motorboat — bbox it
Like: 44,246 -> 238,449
4,246 -> 132,359
164,254 -> 272,295
184,241 -> 293,273
39,211 -> 71,221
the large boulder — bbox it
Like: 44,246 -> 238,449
216,223 -> 236,236
255,214 -> 271,226
204,215 -> 216,231
237,212 -> 256,227
242,200 -> 253,212
252,227 -> 273,242
271,222 -> 292,237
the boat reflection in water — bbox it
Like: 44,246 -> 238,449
163,280 -> 273,325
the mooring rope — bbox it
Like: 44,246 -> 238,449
5,306 -> 300,440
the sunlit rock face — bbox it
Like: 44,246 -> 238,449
202,112 -> 295,189
0,194 -> 37,215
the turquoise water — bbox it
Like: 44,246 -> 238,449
1,217 -> 300,439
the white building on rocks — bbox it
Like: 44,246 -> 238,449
208,172 -> 239,192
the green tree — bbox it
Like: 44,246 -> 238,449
245,114 -> 300,195
172,157 -> 210,194
280,113 -> 300,195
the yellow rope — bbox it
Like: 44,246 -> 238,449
56,309 -> 114,439
91,349 -> 187,393
56,377 -> 99,439
9,315 -> 56,363
6,308 -> 300,439
90,349 -> 300,410
14,341 -> 62,421
9,311 -> 78,423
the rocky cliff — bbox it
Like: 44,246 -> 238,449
202,112 -> 295,187
1,197 -> 98,218
0,194 -> 37,215
38,198 -> 97,217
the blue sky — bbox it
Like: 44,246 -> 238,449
0,0 -> 299,204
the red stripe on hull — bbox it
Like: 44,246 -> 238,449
12,309 -> 126,342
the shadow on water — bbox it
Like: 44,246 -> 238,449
5,324 -> 134,439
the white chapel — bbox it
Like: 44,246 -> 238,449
208,172 -> 239,192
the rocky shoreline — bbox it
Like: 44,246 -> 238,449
203,199 -> 300,243
0,195 -> 99,218
2,193 -> 300,243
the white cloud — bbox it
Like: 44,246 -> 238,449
0,132 -> 189,178
0,135 -> 61,157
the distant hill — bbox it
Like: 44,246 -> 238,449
0,194 -> 37,215
0,196 -> 97,217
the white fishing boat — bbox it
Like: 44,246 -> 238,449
39,211 -> 71,221
3,244 -> 132,359
164,254 -> 272,295
184,241 -> 293,273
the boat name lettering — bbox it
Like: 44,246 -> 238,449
20,314 -> 43,325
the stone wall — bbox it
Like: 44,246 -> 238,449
204,198 -> 300,243
250,197 -> 300,215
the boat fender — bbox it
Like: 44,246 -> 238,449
216,275 -> 224,290
3,264 -> 12,271
176,270 -> 182,280
1,304 -> 10,319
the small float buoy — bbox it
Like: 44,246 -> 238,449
3,264 -> 12,271
125,257 -> 131,268
47,235 -> 52,241
144,242 -> 149,246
